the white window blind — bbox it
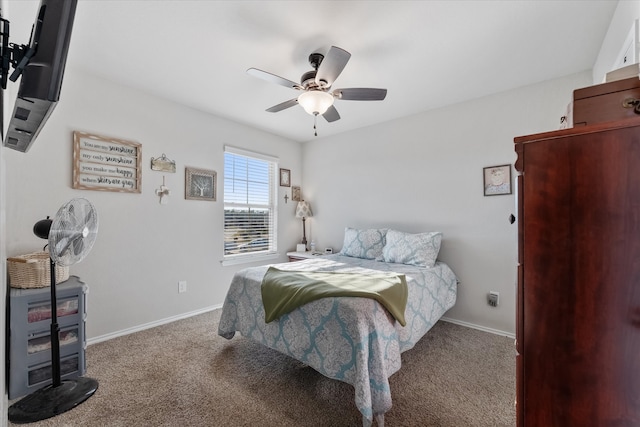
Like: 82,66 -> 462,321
223,147 -> 277,258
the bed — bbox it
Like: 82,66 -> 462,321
218,228 -> 458,426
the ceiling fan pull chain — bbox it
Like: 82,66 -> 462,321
314,113 -> 318,136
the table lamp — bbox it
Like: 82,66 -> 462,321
295,200 -> 313,250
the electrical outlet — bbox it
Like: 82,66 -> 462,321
488,291 -> 499,307
178,281 -> 187,293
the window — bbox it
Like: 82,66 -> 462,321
223,147 -> 277,259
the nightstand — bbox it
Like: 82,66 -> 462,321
286,251 -> 323,262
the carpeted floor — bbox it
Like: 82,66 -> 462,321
9,309 -> 516,426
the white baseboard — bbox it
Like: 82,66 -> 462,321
87,307 -> 515,346
440,316 -> 515,339
87,304 -> 222,346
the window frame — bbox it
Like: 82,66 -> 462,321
221,146 -> 278,266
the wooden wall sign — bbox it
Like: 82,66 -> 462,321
73,131 -> 142,193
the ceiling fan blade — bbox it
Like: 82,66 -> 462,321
333,88 -> 387,101
315,46 -> 351,88
322,105 -> 340,122
266,98 -> 298,113
247,68 -> 301,90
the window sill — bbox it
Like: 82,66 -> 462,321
221,252 -> 280,267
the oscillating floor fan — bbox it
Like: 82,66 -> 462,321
9,198 -> 99,424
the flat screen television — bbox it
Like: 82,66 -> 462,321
2,0 -> 77,153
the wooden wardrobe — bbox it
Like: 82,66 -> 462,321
514,116 -> 640,426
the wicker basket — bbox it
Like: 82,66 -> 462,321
7,252 -> 70,289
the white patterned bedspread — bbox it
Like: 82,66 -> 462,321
217,254 -> 457,426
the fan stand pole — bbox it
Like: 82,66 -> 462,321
8,259 -> 99,424
49,260 -> 62,388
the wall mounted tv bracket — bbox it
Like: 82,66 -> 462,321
0,13 -> 44,90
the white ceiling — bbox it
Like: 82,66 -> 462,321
10,0 -> 619,142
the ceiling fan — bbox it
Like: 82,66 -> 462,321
247,46 -> 387,136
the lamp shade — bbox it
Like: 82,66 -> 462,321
296,201 -> 313,218
298,91 -> 334,115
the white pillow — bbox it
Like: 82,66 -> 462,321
339,227 -> 387,260
382,230 -> 442,267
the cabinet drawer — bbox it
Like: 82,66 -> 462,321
27,354 -> 80,387
26,296 -> 79,324
573,77 -> 640,126
27,325 -> 80,355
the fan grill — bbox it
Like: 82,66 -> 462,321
49,198 -> 98,267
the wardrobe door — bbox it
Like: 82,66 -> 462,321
566,126 -> 640,426
521,137 -> 573,427
522,125 -> 640,426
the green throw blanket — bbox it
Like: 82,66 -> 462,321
261,267 -> 408,326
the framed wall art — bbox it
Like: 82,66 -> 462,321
292,185 -> 301,201
185,167 -> 216,201
73,131 -> 142,193
483,164 -> 512,196
279,168 -> 291,187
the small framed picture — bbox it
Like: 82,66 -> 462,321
292,186 -> 301,201
483,164 -> 512,196
185,167 -> 216,201
279,168 -> 291,187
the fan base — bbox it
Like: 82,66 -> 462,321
8,377 -> 98,424
308,52 -> 324,69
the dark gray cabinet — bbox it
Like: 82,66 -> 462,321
8,276 -> 87,399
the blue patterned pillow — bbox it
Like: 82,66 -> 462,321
339,227 -> 387,260
382,230 -> 442,267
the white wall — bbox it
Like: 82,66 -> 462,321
302,71 -> 592,335
0,0 -> 7,421
4,67 -> 302,339
1,67 -> 592,351
593,0 -> 640,83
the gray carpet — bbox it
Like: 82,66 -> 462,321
9,309 -> 515,426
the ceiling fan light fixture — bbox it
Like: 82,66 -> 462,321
298,90 -> 334,115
